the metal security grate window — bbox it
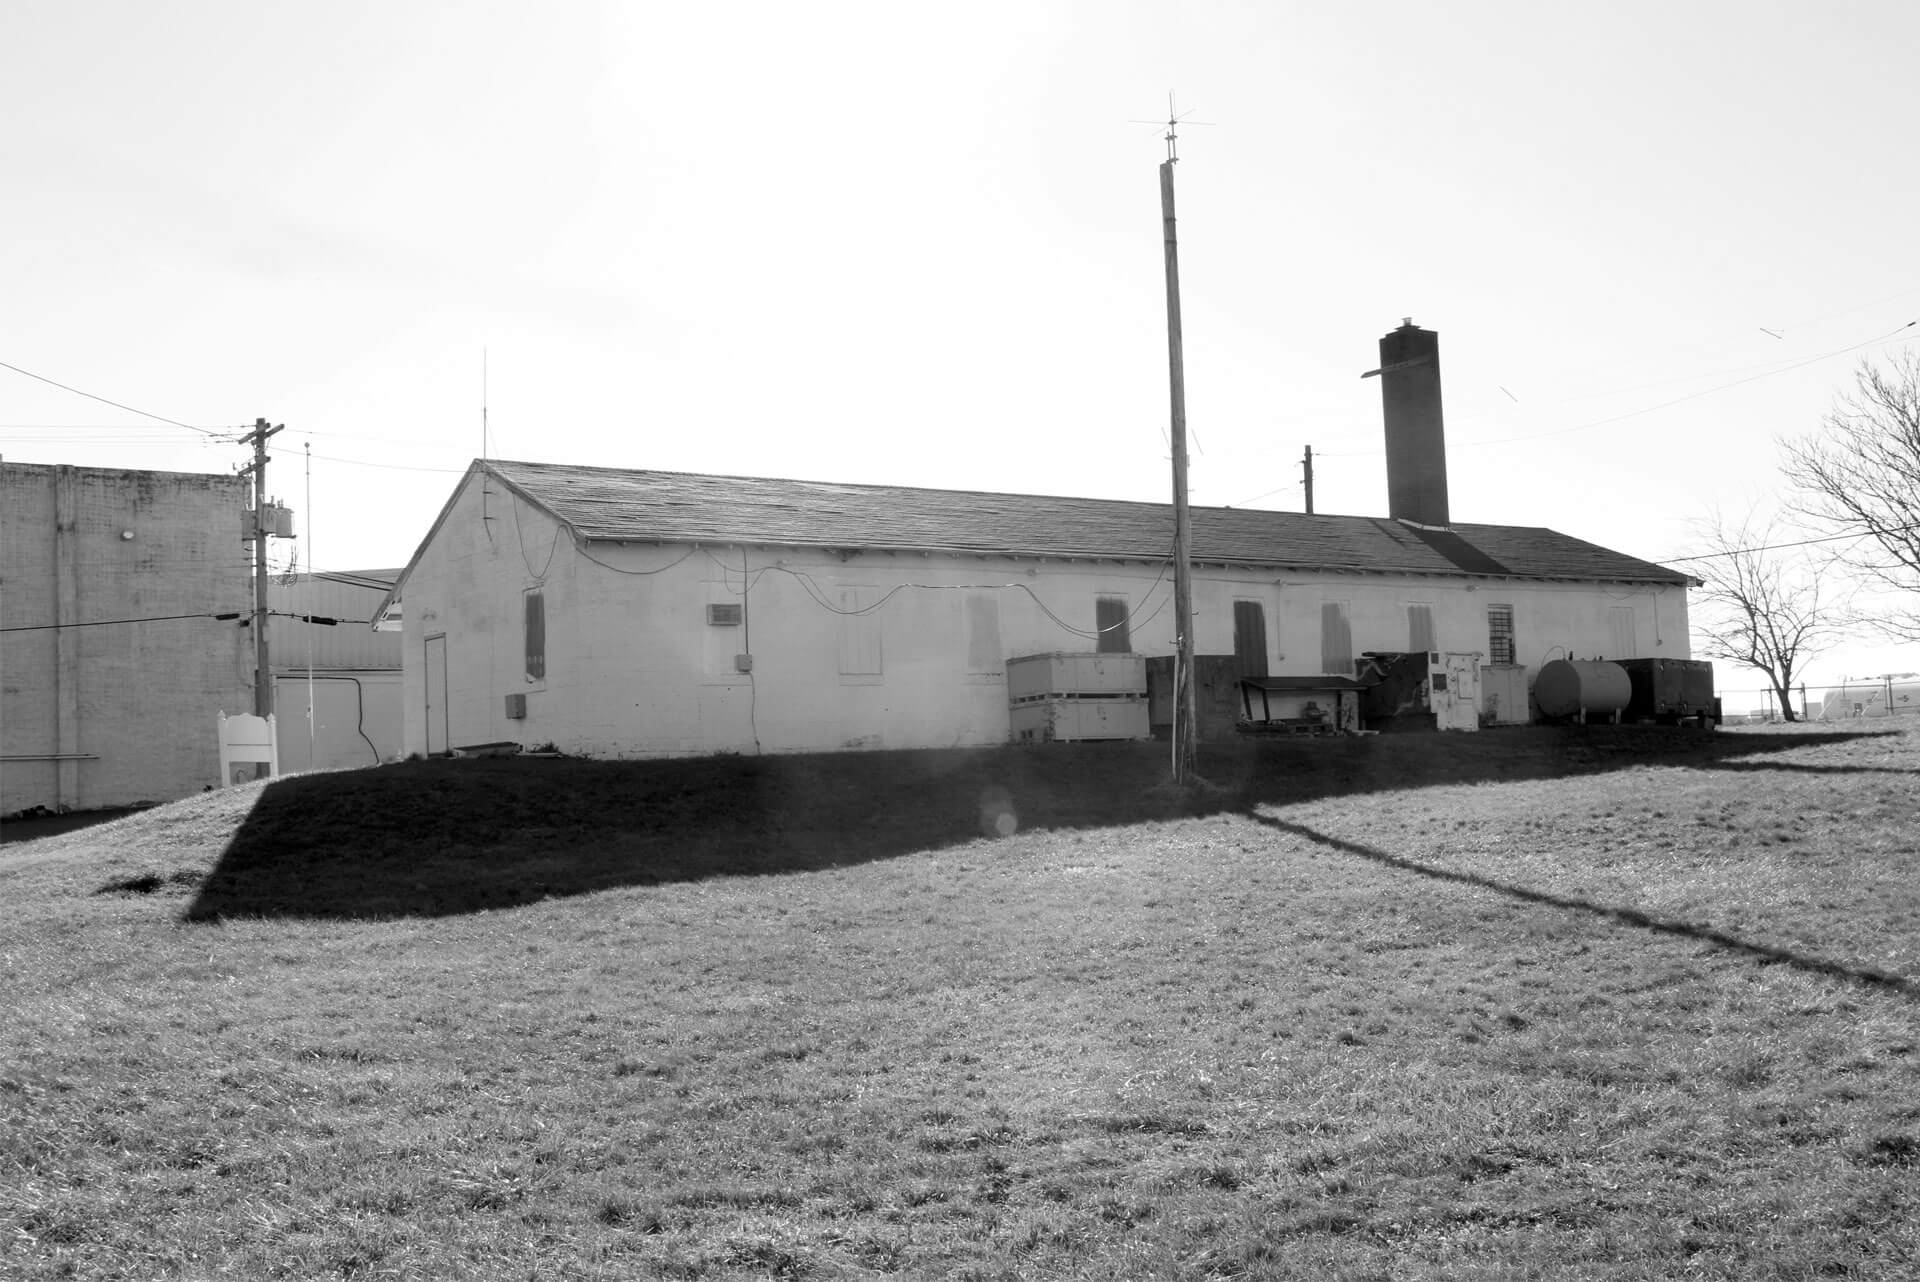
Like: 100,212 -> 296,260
524,590 -> 546,680
1095,596 -> 1132,654
1487,604 -> 1516,665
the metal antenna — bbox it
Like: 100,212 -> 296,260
1130,91 -> 1213,164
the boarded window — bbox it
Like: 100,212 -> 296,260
1320,601 -> 1352,675
1608,606 -> 1635,660
1487,604 -> 1516,666
524,590 -> 545,681
1095,595 -> 1131,654
965,593 -> 1002,673
1407,603 -> 1435,654
838,586 -> 883,677
1233,600 -> 1269,678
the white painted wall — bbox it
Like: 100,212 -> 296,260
395,475 -> 1693,757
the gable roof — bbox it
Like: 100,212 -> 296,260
473,459 -> 1689,584
374,459 -> 1690,626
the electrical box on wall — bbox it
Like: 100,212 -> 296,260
734,653 -> 754,673
504,693 -> 527,719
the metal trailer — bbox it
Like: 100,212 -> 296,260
1614,658 -> 1719,726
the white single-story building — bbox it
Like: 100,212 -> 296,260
373,461 -> 1694,758
374,323 -> 1698,758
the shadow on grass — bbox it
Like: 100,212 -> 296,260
1248,813 -> 1916,998
180,726 -> 1891,922
1690,760 -> 1920,776
2,806 -> 147,846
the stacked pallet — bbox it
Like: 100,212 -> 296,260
1006,653 -> 1150,743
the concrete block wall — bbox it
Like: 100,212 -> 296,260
2,463 -> 253,812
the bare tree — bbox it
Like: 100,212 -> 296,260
1685,511 -> 1841,721
1782,351 -> 1920,641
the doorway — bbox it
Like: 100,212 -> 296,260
424,633 -> 448,756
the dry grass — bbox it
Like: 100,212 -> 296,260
2,725 -> 1917,1279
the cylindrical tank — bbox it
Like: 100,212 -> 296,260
1534,659 -> 1631,721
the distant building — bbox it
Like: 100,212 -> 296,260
2,462 -> 252,812
269,570 -> 405,771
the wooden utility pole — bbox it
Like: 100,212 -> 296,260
1160,135 -> 1197,785
238,417 -> 283,720
1302,445 -> 1315,515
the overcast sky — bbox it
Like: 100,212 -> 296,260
4,0 -> 1915,695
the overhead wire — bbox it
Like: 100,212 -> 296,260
697,548 -> 1176,642
572,543 -> 699,576
1,610 -> 243,633
1459,318 -> 1918,449
1307,316 -> 1919,462
1661,522 -> 1920,564
0,358 -> 231,437
507,491 -> 562,582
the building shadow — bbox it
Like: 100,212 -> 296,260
179,726 -> 1890,922
1245,812 -> 1914,998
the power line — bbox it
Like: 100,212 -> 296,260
305,452 -> 470,474
0,358 -> 229,437
1661,521 -> 1920,564
1461,319 -> 1918,449
1315,317 -> 1919,460
1,610 -> 243,634
0,608 -> 373,634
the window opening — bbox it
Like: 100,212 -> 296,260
965,593 -> 1002,673
524,590 -> 546,681
1233,600 -> 1269,678
1608,606 -> 1635,660
1407,603 -> 1435,654
1321,600 -> 1352,675
1487,604 -> 1516,666
839,586 -> 883,676
1095,595 -> 1132,654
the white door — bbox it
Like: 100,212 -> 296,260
425,634 -> 449,755
1436,652 -> 1481,731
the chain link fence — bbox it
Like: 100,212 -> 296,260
1720,677 -> 1920,723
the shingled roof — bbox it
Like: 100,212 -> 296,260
471,460 -> 1689,585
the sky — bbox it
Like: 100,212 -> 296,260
4,0 -> 1916,700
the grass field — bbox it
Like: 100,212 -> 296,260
3,725 -> 1917,1280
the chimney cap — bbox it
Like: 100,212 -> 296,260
1401,316 -> 1416,328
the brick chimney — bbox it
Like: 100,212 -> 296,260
1375,318 -> 1450,527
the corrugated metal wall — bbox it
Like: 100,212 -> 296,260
268,573 -> 404,671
